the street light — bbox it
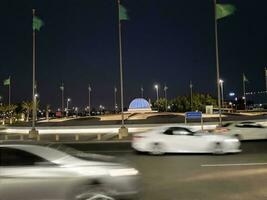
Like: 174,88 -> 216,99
219,79 -> 224,108
66,98 -> 71,117
164,85 -> 168,112
88,84 -> 91,116
189,81 -> 193,111
141,86 -> 144,98
154,84 -> 159,111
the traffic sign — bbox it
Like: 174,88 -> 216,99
185,112 -> 202,119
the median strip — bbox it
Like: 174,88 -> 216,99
201,162 -> 267,167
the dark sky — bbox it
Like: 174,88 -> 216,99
0,0 -> 266,110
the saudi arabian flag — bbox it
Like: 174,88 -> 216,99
3,78 -> 10,86
243,74 -> 249,82
33,16 -> 44,31
119,4 -> 129,20
216,4 -> 235,20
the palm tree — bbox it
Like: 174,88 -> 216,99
0,104 -> 8,125
46,104 -> 50,121
22,101 -> 33,122
7,104 -> 18,124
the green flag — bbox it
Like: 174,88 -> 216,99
243,74 -> 249,82
119,4 -> 129,20
33,16 -> 44,31
3,78 -> 10,86
216,4 -> 235,20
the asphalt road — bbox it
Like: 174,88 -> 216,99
68,141 -> 267,200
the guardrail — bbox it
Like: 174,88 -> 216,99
0,132 -> 129,142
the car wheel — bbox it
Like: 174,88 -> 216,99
213,142 -> 225,155
233,134 -> 242,141
149,142 -> 165,155
73,184 -> 115,200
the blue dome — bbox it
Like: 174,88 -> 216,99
129,98 -> 150,109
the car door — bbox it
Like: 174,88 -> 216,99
0,147 -> 72,200
170,127 -> 207,153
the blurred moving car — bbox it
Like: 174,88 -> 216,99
0,143 -> 140,200
220,121 -> 267,140
132,126 -> 241,155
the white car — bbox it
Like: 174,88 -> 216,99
224,121 -> 267,140
0,143 -> 140,200
132,126 -> 241,155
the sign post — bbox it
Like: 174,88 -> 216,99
185,112 -> 203,131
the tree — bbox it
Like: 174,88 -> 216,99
46,104 -> 50,120
153,98 -> 168,112
22,101 -> 33,122
168,93 -> 217,113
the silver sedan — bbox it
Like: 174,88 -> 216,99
0,143 -> 140,200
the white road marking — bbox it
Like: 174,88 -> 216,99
201,162 -> 267,167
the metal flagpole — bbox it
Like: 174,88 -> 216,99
29,9 -> 38,137
141,86 -> 144,98
214,0 -> 222,126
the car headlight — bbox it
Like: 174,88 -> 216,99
109,168 -> 139,177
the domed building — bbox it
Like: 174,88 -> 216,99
128,98 -> 152,113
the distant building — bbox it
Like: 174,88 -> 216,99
128,98 -> 152,113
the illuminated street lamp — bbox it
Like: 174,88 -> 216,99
219,79 -> 224,108
66,98 -> 71,117
154,84 -> 159,111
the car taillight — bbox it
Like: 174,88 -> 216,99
215,128 -> 230,133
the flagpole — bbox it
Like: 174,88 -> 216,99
117,0 -> 128,137
243,73 -> 247,110
214,0 -> 222,126
29,9 -> 38,138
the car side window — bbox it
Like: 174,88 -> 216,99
0,147 -> 50,167
163,128 -> 173,135
172,128 -> 192,135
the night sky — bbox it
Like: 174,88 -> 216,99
0,0 -> 266,110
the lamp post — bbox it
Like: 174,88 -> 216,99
60,83 -> 64,116
141,86 -> 144,98
214,0 -> 222,126
154,84 -> 159,111
219,79 -> 224,108
114,87 -> 117,113
88,85 -> 91,116
190,81 -> 193,111
66,98 -> 71,117
164,85 -> 168,112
